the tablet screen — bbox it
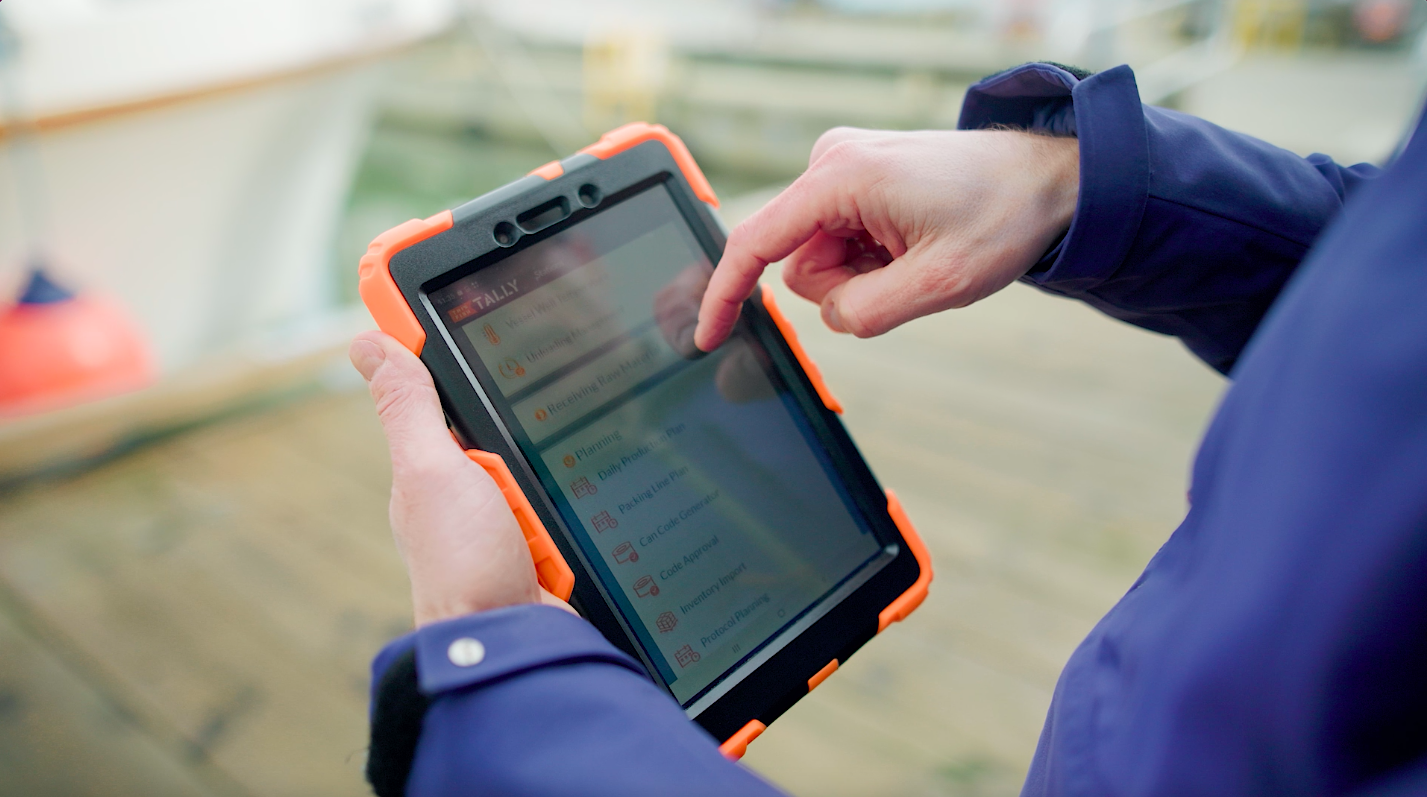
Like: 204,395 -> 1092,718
429,184 -> 887,706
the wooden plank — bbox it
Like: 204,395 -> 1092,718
0,607 -> 231,797
0,391 -> 412,797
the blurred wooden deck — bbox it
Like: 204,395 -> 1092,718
0,220 -> 1225,796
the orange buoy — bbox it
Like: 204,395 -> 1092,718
0,269 -> 154,416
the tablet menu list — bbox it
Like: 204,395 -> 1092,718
432,187 -> 884,703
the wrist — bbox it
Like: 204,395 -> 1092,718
411,578 -> 540,628
411,588 -> 572,628
1033,134 -> 1080,239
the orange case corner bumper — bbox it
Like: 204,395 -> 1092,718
465,449 -> 576,601
357,210 -> 454,356
528,159 -> 564,180
877,489 -> 933,632
580,122 -> 719,208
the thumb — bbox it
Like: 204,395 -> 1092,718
821,244 -> 963,338
350,331 -> 464,474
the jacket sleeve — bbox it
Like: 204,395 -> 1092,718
959,62 -> 1382,375
1017,102 -> 1427,796
368,604 -> 785,797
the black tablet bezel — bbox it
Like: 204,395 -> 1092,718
382,139 -> 923,741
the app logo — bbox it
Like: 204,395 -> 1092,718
590,510 -> 618,533
534,408 -> 549,422
482,323 -> 501,345
562,454 -> 577,468
498,358 -> 526,379
674,645 -> 700,667
612,542 -> 638,564
633,575 -> 659,598
655,611 -> 677,633
570,476 -> 597,499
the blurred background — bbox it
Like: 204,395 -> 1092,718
0,0 -> 1424,795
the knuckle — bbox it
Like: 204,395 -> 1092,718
372,376 -> 436,425
920,263 -> 977,309
723,223 -> 752,256
812,127 -> 856,161
818,140 -> 863,169
721,228 -> 765,274
814,140 -> 898,191
815,126 -> 852,146
855,144 -> 897,178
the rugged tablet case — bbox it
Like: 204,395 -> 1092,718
358,123 -> 932,758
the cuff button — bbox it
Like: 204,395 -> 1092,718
447,637 -> 486,667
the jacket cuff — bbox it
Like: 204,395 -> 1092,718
389,604 -> 647,695
959,63 -> 1150,288
958,61 -> 1080,134
371,632 -> 418,704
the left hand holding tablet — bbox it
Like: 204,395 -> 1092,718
350,330 -> 570,626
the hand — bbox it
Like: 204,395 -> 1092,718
350,331 -> 570,627
694,128 -> 1079,350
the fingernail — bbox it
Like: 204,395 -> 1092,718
350,339 -> 386,381
823,301 -> 847,333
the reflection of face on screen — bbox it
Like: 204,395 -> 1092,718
430,186 -> 884,705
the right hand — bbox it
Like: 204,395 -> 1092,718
694,127 -> 1079,351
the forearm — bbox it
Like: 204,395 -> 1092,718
963,63 -> 1383,374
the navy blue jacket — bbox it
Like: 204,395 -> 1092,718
370,63 -> 1427,796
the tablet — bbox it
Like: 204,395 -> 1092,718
358,123 -> 931,758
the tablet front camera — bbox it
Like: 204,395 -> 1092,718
493,221 -> 519,248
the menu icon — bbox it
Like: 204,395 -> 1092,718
591,511 -> 618,533
674,645 -> 700,667
570,477 -> 597,499
613,542 -> 639,564
498,358 -> 525,379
